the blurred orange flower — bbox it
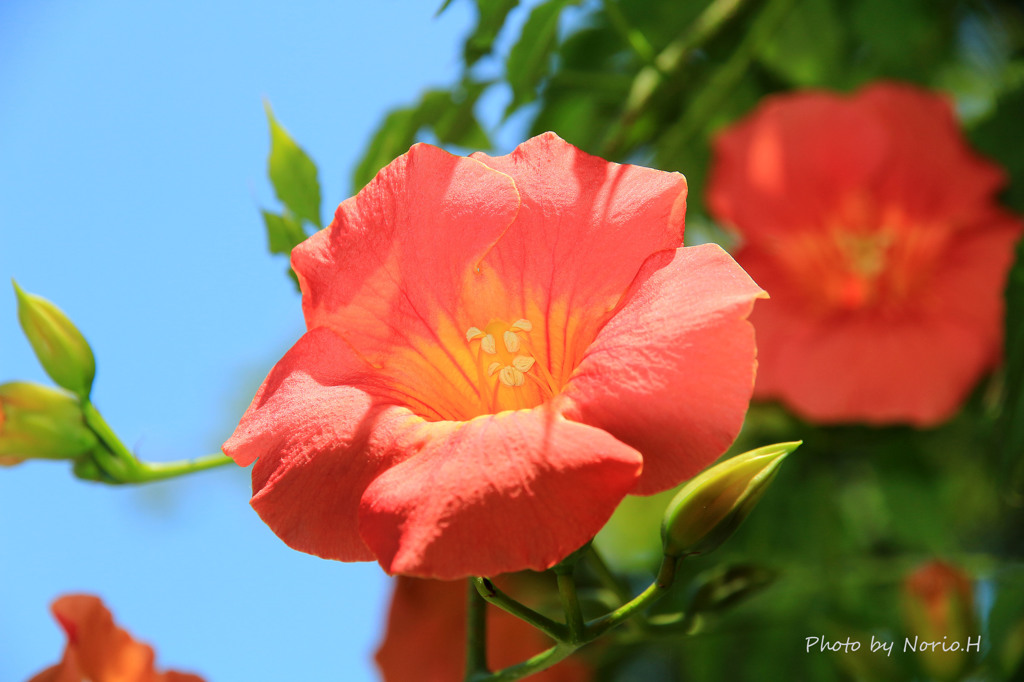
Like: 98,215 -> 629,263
708,82 -> 1023,425
28,595 -> 204,682
903,561 -> 977,681
376,575 -> 592,682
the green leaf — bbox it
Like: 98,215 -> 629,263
352,83 -> 491,192
264,101 -> 322,229
435,0 -> 455,16
970,83 -> 1024,214
504,0 -> 575,116
261,210 -> 307,256
999,235 -> 1024,488
757,0 -> 846,87
464,0 -> 519,65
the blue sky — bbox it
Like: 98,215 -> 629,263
0,1 -> 497,679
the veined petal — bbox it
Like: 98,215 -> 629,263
469,132 -> 688,387
357,406 -> 643,579
290,144 -> 522,421
223,327 -> 414,562
562,244 -> 765,494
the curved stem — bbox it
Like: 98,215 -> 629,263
473,578 -> 566,642
478,643 -> 579,682
556,570 -> 585,643
587,556 -> 680,638
466,579 -> 489,681
587,545 -> 633,606
131,454 -> 234,482
81,400 -> 233,484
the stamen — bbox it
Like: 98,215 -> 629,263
503,331 -> 521,353
466,327 -> 484,341
512,356 -> 535,372
511,319 -> 533,332
487,362 -> 502,376
481,335 -> 497,355
499,366 -> 525,387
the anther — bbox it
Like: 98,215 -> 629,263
503,331 -> 520,353
499,366 -> 525,387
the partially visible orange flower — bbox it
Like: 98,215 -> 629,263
903,561 -> 977,681
708,82 -> 1023,425
29,595 -> 204,682
376,576 -> 592,682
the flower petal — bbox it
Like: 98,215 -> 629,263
223,327 -> 413,562
747,210 -> 1022,426
708,91 -> 888,242
561,244 -> 765,494
470,132 -> 688,385
857,82 -> 1007,222
29,595 -> 204,682
290,143 -> 522,421
357,406 -> 643,579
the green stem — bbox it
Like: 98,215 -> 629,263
131,454 -> 234,482
466,579 -> 489,681
555,569 -> 585,643
602,0 -> 754,157
81,401 -> 136,462
587,556 -> 680,638
602,0 -> 657,65
479,643 -> 579,682
587,545 -> 633,606
81,400 -> 233,484
473,578 -> 566,642
659,0 -> 795,158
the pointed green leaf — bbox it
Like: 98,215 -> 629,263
756,0 -> 846,86
465,0 -> 519,65
352,83 -> 491,193
1000,235 -> 1024,489
264,101 -> 322,229
352,107 -> 421,193
504,0 -> 575,117
262,210 -> 308,256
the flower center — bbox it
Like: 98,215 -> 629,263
464,318 -> 559,412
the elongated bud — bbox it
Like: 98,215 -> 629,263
0,382 -> 98,461
13,280 -> 96,398
903,561 -> 977,682
662,441 -> 799,557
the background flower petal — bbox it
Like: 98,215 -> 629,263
857,82 -> 1007,222
747,210 -> 1022,426
357,406 -> 643,579
29,595 -> 204,682
561,244 -> 765,494
708,91 -> 888,243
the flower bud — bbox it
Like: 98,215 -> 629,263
13,280 -> 96,398
903,561 -> 977,682
0,382 -> 98,460
662,441 -> 798,557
